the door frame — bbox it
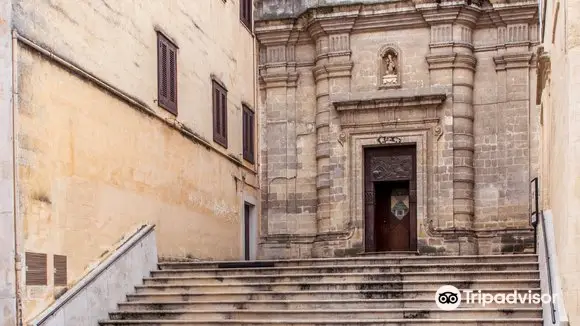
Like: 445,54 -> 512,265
363,144 -> 418,252
241,194 -> 258,260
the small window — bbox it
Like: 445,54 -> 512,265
212,80 -> 228,148
54,255 -> 67,286
157,32 -> 178,114
243,105 -> 255,163
240,0 -> 252,31
25,252 -> 47,286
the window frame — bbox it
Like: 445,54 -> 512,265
212,80 -> 228,148
242,104 -> 255,164
240,0 -> 253,31
157,32 -> 178,115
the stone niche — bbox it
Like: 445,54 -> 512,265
378,45 -> 401,89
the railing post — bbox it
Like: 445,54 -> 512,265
530,177 -> 539,253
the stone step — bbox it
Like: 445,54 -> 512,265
158,254 -> 538,270
117,299 -> 541,311
151,262 -> 539,277
134,279 -> 540,294
358,251 -> 420,257
126,288 -> 542,302
143,271 -> 539,286
99,318 -> 543,325
107,308 -> 542,321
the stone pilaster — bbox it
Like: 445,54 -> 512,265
256,24 -> 319,258
308,24 -> 355,257
424,8 -> 479,254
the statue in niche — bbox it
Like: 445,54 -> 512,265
382,51 -> 399,86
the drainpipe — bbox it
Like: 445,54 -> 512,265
11,29 -> 23,326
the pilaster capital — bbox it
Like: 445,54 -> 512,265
493,52 -> 534,71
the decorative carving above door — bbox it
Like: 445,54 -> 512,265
370,155 -> 413,181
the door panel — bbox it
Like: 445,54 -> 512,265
364,145 -> 417,252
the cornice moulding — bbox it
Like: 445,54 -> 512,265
493,52 -> 534,70
312,62 -> 354,80
333,93 -> 447,112
426,53 -> 476,70
259,71 -> 299,88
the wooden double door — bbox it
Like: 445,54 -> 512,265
364,145 -> 417,252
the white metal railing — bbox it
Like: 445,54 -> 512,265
538,211 -> 569,326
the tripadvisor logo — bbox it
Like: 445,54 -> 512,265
435,285 -> 556,310
435,285 -> 461,310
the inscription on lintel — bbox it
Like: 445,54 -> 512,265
377,136 -> 403,144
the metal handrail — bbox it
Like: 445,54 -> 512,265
540,210 -> 557,324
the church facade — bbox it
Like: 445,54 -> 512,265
255,0 -> 540,258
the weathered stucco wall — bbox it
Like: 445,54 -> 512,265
0,1 -> 17,325
12,0 -> 258,322
539,0 -> 580,322
29,225 -> 157,326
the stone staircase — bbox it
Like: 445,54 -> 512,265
99,254 -> 543,325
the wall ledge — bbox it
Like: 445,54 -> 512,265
27,224 -> 156,326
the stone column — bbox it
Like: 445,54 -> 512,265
312,35 -> 332,237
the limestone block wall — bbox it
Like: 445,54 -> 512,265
256,0 -> 539,258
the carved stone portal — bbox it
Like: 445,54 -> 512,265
379,45 -> 401,88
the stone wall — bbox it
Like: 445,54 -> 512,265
256,0 -> 539,258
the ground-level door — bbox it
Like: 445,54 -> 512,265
364,145 -> 417,252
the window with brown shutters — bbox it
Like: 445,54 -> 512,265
157,32 -> 178,115
240,0 -> 252,31
212,80 -> 228,148
243,105 -> 255,163
54,255 -> 67,286
25,252 -> 47,286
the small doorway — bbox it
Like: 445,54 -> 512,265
243,202 -> 254,260
244,203 -> 251,260
364,145 -> 417,252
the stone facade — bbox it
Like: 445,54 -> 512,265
256,0 -> 539,258
3,0 -> 259,323
537,0 -> 580,321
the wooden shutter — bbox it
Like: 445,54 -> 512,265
25,252 -> 47,286
243,105 -> 255,163
240,0 -> 252,30
54,255 -> 67,286
212,80 -> 228,148
157,33 -> 178,114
